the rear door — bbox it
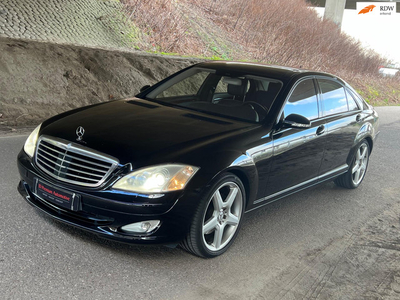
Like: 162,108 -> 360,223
316,78 -> 362,178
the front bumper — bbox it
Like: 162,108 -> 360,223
17,150 -> 199,245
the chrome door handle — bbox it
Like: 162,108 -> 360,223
316,125 -> 325,135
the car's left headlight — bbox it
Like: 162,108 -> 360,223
112,164 -> 199,193
23,124 -> 41,158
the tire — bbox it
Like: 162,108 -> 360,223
334,140 -> 370,189
180,173 -> 246,258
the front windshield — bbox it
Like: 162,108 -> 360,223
145,67 -> 282,123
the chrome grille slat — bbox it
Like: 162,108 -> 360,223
51,170 -> 99,182
39,142 -> 111,169
36,157 -> 99,182
35,136 -> 119,187
37,152 -> 104,178
37,156 -> 58,171
39,142 -> 65,154
37,150 -> 106,176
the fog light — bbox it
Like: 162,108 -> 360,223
120,220 -> 160,234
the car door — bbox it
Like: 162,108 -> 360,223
316,78 -> 362,178
261,78 -> 326,200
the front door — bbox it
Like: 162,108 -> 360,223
263,78 -> 326,198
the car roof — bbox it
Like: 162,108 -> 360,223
196,61 -> 337,84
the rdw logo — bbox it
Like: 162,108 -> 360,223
357,2 -> 396,16
358,5 -> 376,14
380,6 -> 394,11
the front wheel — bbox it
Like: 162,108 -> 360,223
180,173 -> 245,258
334,140 -> 370,189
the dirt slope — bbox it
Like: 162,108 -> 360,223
0,37 -> 200,129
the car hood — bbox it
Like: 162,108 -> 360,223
39,98 -> 253,166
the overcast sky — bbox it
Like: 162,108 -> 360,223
314,7 -> 400,64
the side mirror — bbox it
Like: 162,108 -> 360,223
282,114 -> 311,128
140,85 -> 151,93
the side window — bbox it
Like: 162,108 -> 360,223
215,77 -> 229,93
318,79 -> 348,116
284,79 -> 319,120
346,90 -> 360,111
353,92 -> 369,110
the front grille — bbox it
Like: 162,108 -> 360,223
35,136 -> 119,187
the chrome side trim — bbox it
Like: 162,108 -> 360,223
253,164 -> 348,205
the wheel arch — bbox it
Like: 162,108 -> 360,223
190,150 -> 258,211
225,154 -> 258,210
347,121 -> 375,165
226,168 -> 252,208
365,136 -> 373,153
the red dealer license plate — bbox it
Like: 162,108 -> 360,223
34,179 -> 80,211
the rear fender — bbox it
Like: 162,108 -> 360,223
347,121 -> 374,166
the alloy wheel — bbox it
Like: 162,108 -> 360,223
201,182 -> 243,251
351,143 -> 369,185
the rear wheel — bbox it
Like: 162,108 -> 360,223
335,140 -> 370,189
180,173 -> 245,258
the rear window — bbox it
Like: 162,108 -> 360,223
347,88 -> 368,110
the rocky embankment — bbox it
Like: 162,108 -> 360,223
0,37 -> 200,130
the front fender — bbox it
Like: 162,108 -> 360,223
185,150 -> 258,211
226,153 -> 258,208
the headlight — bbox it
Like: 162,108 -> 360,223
112,164 -> 199,193
23,124 -> 41,158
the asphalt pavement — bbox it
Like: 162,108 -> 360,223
0,107 -> 399,300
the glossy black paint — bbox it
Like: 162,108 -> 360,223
17,61 -> 379,245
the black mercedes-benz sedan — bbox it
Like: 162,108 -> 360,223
17,61 -> 379,258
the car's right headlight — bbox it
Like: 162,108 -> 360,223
112,164 -> 199,194
23,124 -> 41,158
